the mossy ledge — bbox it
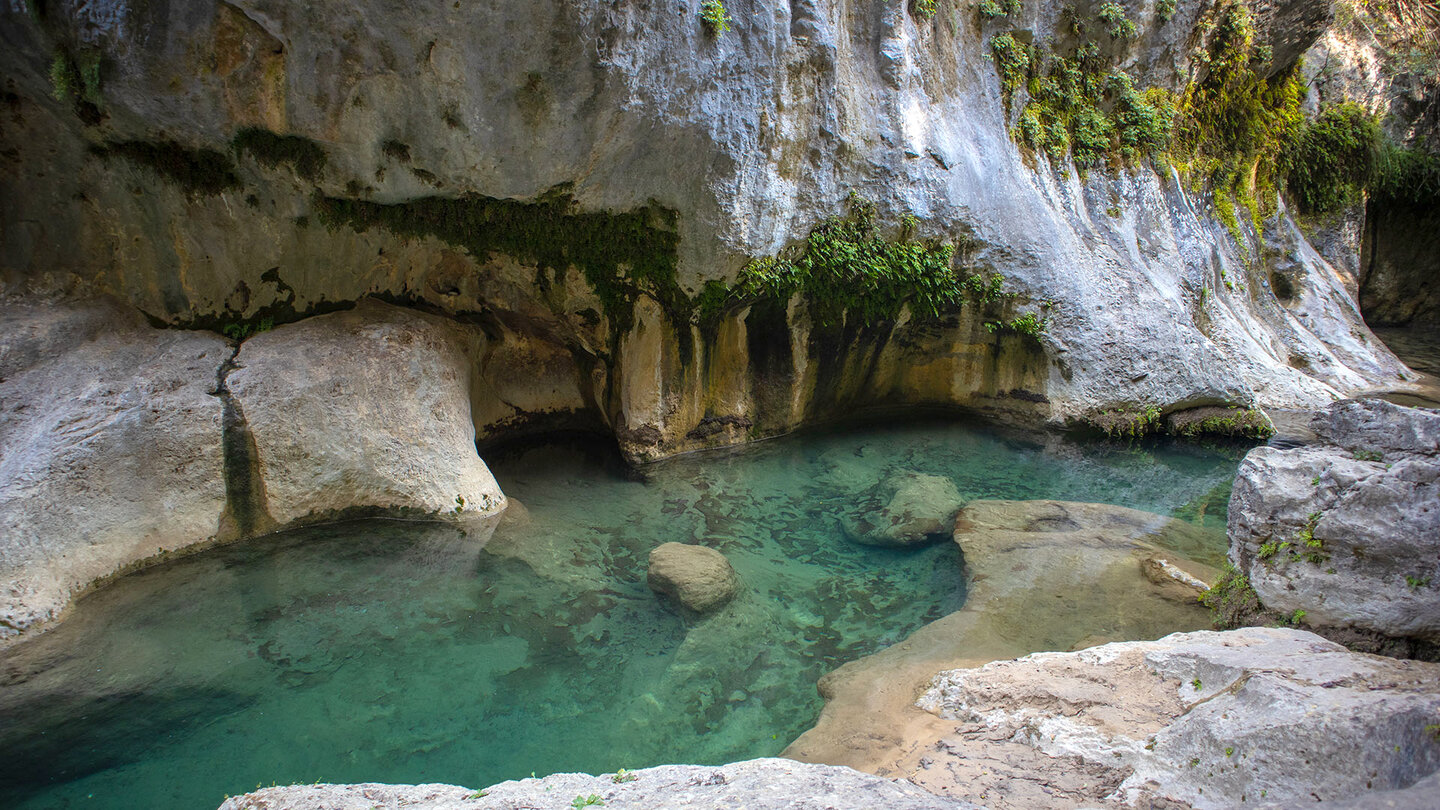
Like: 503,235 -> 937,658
232,128 -> 328,182
91,140 -> 240,196
312,187 -> 684,341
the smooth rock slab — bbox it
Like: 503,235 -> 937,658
215,759 -> 978,810
0,297 -> 229,638
913,628 -> 1440,809
227,299 -> 506,527
786,500 -> 1220,776
646,541 -> 740,613
1229,399 -> 1440,647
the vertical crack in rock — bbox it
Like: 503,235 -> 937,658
213,345 -> 277,540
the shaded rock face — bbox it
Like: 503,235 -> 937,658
1361,202 -> 1440,327
215,759 -> 978,810
646,542 -> 740,614
0,0 -> 1412,461
912,628 -> 1440,809
785,499 -> 1220,775
1228,399 -> 1440,651
0,297 -> 507,641
839,472 -> 963,548
0,297 -> 229,639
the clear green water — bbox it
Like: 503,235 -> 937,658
0,419 -> 1242,809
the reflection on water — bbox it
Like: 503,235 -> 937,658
0,418 -> 1244,810
1371,326 -> 1440,407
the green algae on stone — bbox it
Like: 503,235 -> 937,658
91,140 -> 240,196
312,187 -> 683,337
232,128 -> 328,182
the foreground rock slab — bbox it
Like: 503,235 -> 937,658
912,628 -> 1440,809
786,500 -> 1220,774
216,758 -> 978,810
0,297 -> 229,638
228,300 -> 507,527
1228,399 -> 1440,652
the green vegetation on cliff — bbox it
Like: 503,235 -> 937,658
92,140 -> 240,196
233,128 -> 328,182
737,195 -> 1043,332
313,188 -> 683,336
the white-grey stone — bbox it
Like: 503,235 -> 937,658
915,627 -> 1440,809
226,299 -> 507,527
1228,399 -> 1440,645
0,297 -> 230,639
214,759 -> 979,810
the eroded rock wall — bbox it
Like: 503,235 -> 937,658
0,0 -> 1413,461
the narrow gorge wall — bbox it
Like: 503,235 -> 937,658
0,0 -> 1416,462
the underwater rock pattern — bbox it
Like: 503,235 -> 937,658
0,297 -> 229,639
914,627 -> 1440,809
786,499 -> 1219,775
840,471 -> 964,548
1229,399 -> 1440,649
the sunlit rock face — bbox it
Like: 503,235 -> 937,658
0,0 -> 1414,461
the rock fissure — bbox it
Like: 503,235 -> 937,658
211,343 -> 277,541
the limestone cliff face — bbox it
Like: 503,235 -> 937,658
0,0 -> 1415,459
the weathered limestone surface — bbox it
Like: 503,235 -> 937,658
0,0 -> 1416,460
215,759 -> 978,810
646,541 -> 741,613
0,297 -> 229,639
0,297 -> 510,641
910,628 -> 1440,809
1229,399 -> 1440,648
785,499 -> 1219,775
227,299 -> 507,527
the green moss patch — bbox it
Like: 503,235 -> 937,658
92,140 -> 240,196
233,128 -> 328,182
736,195 -> 1033,330
313,187 -> 682,337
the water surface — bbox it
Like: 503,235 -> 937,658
0,419 -> 1243,809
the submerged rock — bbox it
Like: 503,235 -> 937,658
0,297 -> 229,639
646,542 -> 740,613
216,759 -> 977,810
786,499 -> 1220,774
913,628 -> 1440,809
1228,398 -> 1440,653
226,299 -> 507,527
839,472 -> 964,548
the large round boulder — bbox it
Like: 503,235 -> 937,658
646,542 -> 740,614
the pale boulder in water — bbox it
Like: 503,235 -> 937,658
646,542 -> 741,613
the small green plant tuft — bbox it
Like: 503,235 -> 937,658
221,316 -> 275,342
1406,574 -> 1432,590
1291,511 -> 1326,564
700,0 -> 731,34
990,33 -> 1030,106
1200,563 -> 1263,629
1156,0 -> 1177,23
1285,608 -> 1306,626
1352,449 -> 1384,462
612,769 -> 638,783
1097,2 -> 1139,38
1192,678 -> 1203,690
913,0 -> 939,20
571,795 -> 604,808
